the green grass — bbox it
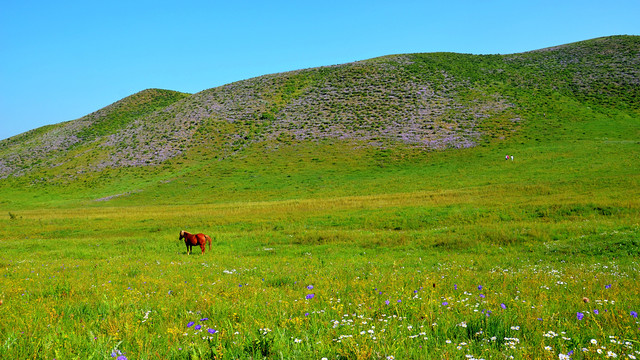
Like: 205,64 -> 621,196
0,202 -> 639,359
1,103 -> 639,358
1,36 -> 639,359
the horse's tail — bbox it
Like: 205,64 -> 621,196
206,235 -> 212,249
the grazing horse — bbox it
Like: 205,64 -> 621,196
179,230 -> 212,255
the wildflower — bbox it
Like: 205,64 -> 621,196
605,284 -> 612,289
577,312 -> 584,320
385,300 -> 390,305
454,284 -> 458,290
305,293 -> 315,300
200,318 -> 208,321
294,338 -> 302,343
591,339 -> 598,345
631,311 -> 638,318
187,321 -> 194,327
307,285 -> 314,290
479,294 -> 485,298
195,324 -> 202,330
594,309 -> 599,315
207,328 -> 216,334
478,285 -> 483,290
500,303 -> 507,309
545,346 -> 552,351
442,302 -> 449,306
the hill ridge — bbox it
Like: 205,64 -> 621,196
0,35 -> 638,181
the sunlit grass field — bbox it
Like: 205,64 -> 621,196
1,99 -> 639,359
1,197 -> 639,359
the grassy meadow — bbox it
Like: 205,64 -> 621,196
1,98 -> 640,359
1,37 -> 640,359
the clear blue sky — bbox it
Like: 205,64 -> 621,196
1,0 -> 638,140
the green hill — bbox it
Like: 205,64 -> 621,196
2,35 -> 640,360
0,35 -> 638,209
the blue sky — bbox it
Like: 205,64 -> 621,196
1,0 -> 638,140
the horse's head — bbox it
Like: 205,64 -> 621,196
179,230 -> 185,240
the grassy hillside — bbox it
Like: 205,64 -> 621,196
0,36 -> 639,359
0,35 -> 638,209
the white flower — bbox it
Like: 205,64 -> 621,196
294,338 -> 302,343
591,339 -> 598,345
545,346 -> 553,351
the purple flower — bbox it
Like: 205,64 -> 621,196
187,321 -> 194,328
200,318 -> 208,321
397,299 -> 402,303
442,301 -> 449,306
307,285 -> 314,290
631,311 -> 638,318
305,293 -> 315,300
478,285 -> 483,290
605,284 -> 612,289
195,324 -> 202,330
304,312 -> 309,317
479,294 -> 485,298
207,328 -> 217,334
117,356 -> 127,360
385,299 -> 390,305
593,309 -> 599,315
500,303 -> 507,309
577,312 -> 584,320
454,284 -> 458,290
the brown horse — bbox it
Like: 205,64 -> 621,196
179,230 -> 212,255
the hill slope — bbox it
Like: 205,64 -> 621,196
0,35 -> 638,208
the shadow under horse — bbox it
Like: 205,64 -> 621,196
179,230 -> 212,255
